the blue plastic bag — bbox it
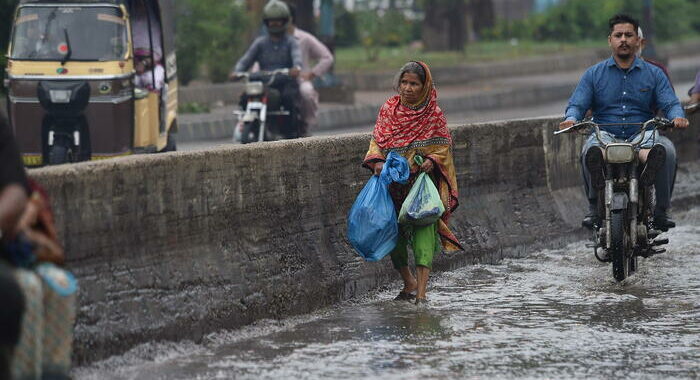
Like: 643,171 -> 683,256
347,152 -> 409,261
399,156 -> 445,226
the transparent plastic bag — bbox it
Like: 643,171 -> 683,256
398,156 -> 445,226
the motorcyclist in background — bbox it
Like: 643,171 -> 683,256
230,0 -> 303,137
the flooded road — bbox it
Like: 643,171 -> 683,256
76,208 -> 700,380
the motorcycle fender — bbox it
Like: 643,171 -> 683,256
611,193 -> 629,211
242,113 -> 257,122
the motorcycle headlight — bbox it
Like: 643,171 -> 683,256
49,89 -> 72,104
246,82 -> 264,96
606,143 -> 634,163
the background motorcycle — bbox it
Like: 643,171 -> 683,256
556,118 -> 673,281
232,69 -> 299,144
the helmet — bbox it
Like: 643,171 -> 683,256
262,1 -> 291,34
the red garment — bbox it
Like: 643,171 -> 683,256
372,62 -> 451,150
372,90 -> 452,150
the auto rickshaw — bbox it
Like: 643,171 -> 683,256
5,0 -> 178,166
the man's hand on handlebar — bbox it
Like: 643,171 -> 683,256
559,120 -> 575,130
672,117 -> 689,129
228,72 -> 243,81
289,67 -> 300,78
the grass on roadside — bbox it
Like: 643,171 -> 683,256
333,37 -> 700,73
334,40 -> 603,73
179,102 -> 211,114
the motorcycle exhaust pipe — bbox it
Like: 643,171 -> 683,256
605,179 -> 613,249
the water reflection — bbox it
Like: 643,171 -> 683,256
75,209 -> 700,380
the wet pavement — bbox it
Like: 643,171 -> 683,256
75,208 -> 700,380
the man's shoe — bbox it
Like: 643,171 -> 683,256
585,147 -> 606,189
582,201 -> 600,230
640,144 -> 666,187
653,214 -> 676,232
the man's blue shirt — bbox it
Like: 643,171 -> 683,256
565,56 -> 684,139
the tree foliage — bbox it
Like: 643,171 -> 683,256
483,0 -> 700,42
175,0 -> 249,84
0,0 -> 19,72
354,9 -> 417,61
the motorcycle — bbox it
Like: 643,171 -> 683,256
232,69 -> 299,144
556,118 -> 673,281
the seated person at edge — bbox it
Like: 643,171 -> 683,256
689,70 -> 700,105
0,111 -> 29,380
230,1 -> 302,134
134,49 -> 165,92
363,61 -> 463,305
560,14 -> 689,232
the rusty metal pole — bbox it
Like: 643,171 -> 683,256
245,0 -> 266,43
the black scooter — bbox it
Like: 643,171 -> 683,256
37,80 -> 91,165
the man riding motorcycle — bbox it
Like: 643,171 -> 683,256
230,0 -> 303,138
559,14 -> 689,232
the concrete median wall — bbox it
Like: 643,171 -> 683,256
29,115 -> 700,364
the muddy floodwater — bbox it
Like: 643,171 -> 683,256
75,208 -> 700,380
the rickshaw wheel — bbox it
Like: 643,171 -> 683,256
164,132 -> 177,152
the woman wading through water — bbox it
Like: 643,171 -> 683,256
363,61 -> 462,305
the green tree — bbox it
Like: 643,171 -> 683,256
0,0 -> 18,75
176,0 -> 249,84
483,0 -> 700,42
334,4 -> 358,47
420,0 -> 468,51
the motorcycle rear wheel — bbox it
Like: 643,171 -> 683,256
48,136 -> 74,165
611,210 -> 633,281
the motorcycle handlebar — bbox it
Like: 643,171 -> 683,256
230,69 -> 291,83
554,117 -> 673,146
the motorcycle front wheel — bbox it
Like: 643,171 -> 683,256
611,210 -> 633,281
241,120 -> 259,144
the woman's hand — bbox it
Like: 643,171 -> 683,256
420,158 -> 434,173
373,162 -> 384,176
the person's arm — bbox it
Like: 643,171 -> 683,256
154,65 -> 165,91
0,185 -> 27,242
307,35 -> 334,79
289,38 -> 303,77
0,119 -> 29,241
654,68 -> 688,128
363,139 -> 386,176
561,68 -> 594,129
690,72 -> 700,104
232,39 -> 262,76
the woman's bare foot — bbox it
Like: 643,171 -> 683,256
398,266 -> 417,291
